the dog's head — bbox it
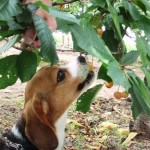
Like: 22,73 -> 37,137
23,56 -> 94,149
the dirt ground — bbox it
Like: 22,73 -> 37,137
0,49 -> 150,150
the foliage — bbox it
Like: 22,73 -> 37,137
0,0 -> 150,119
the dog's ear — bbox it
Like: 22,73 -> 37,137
24,95 -> 58,150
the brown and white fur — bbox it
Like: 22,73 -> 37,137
0,56 -> 94,150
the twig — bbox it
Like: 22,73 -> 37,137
52,0 -> 80,6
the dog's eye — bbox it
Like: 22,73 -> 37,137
57,70 -> 65,83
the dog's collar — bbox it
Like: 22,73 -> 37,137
2,136 -> 24,150
3,131 -> 38,150
6,140 -> 24,150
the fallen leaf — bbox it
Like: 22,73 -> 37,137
118,128 -> 130,135
100,121 -> 118,131
67,119 -> 83,127
122,132 -> 138,145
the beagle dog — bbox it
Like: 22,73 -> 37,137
0,56 -> 94,150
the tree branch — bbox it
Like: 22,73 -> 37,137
52,0 -> 80,6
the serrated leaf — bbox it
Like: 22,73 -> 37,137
7,19 -> 24,30
136,35 -> 150,67
0,35 -> 21,53
56,18 -> 73,33
140,0 -> 150,12
122,0 -> 141,21
106,0 -> 124,49
98,63 -> 112,82
120,50 -> 140,65
91,0 -> 106,7
0,0 -> 22,21
135,0 -> 146,13
0,29 -> 21,41
35,1 -> 80,25
137,16 -> 150,39
102,29 -> 119,53
142,67 -> 150,87
16,8 -> 33,24
137,36 -> 150,57
0,55 -> 18,89
128,71 -> 150,119
129,86 -> 144,119
76,84 -> 103,113
107,61 -> 130,90
32,14 -> 58,65
71,33 -> 83,52
70,22 -> 130,90
17,51 -> 37,82
70,23 -> 114,64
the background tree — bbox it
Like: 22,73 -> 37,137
0,0 -> 150,133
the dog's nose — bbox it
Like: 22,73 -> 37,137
78,56 -> 86,64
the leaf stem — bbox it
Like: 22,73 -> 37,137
52,0 -> 80,6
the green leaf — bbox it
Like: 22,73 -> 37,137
0,0 -> 22,21
70,22 -> 130,90
56,18 -> 73,33
120,50 -> 140,65
0,19 -> 22,41
137,16 -> 150,39
98,63 -> 112,82
17,51 -> 37,82
7,19 -> 24,30
128,71 -> 150,119
90,0 -> 106,7
0,29 -> 22,41
106,0 -> 124,51
0,35 -> 21,53
129,87 -> 144,119
142,67 -> 150,87
70,23 -> 114,64
134,0 -> 146,13
102,29 -> 119,52
122,0 -> 141,21
76,84 -> 103,113
49,7 -> 80,25
107,61 -> 130,90
71,33 -> 83,52
35,1 -> 80,25
16,7 -> 33,24
32,14 -> 58,65
0,55 -> 18,89
138,0 -> 150,12
136,35 -> 150,66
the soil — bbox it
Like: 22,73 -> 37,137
0,49 -> 150,150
